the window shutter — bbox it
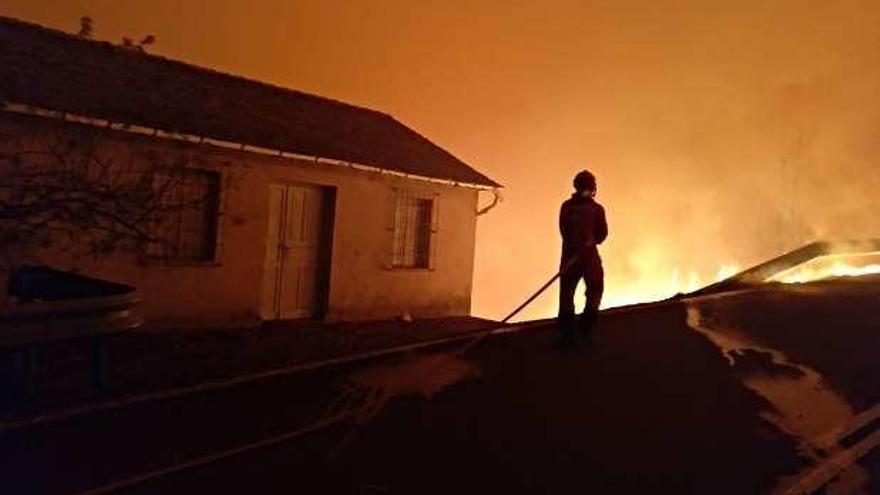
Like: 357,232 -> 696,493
429,192 -> 440,270
388,187 -> 400,269
212,171 -> 226,262
387,188 -> 439,270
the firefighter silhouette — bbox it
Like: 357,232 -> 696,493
558,169 -> 607,347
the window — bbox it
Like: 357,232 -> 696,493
145,169 -> 221,263
392,192 -> 435,269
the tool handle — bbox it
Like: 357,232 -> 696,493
500,253 -> 580,324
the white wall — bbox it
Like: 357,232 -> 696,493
1,114 -> 481,324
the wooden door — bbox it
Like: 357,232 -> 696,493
261,183 -> 330,320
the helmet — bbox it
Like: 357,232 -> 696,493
573,170 -> 596,192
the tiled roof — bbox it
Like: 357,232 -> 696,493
0,17 -> 499,187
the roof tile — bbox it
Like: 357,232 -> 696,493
0,17 -> 499,187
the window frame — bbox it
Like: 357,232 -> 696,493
141,168 -> 223,266
389,188 -> 440,271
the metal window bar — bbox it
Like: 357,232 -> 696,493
147,170 -> 219,262
413,199 -> 432,267
428,193 -> 440,269
391,191 -> 433,268
391,190 -> 405,267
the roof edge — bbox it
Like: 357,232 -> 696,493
0,15 -> 501,188
1,101 -> 500,190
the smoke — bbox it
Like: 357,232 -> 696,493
470,0 -> 880,320
6,0 -> 879,321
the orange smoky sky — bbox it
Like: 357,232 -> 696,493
5,0 -> 880,321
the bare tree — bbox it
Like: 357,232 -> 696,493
121,34 -> 156,52
0,124 -> 222,269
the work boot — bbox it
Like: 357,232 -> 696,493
580,309 -> 599,335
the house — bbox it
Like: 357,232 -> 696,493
0,17 -> 499,323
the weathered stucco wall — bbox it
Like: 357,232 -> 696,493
1,114 -> 480,324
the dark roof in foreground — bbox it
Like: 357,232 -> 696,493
0,17 -> 498,187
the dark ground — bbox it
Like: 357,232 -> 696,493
0,316 -> 497,420
692,277 -> 880,410
3,278 -> 880,494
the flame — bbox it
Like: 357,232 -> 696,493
602,262 -> 740,308
537,249 -> 880,319
767,252 -> 880,284
716,264 -> 740,281
602,251 -> 880,312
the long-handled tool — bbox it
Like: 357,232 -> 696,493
499,250 -> 583,324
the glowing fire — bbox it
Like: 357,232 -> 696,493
602,263 -> 740,309
767,252 -> 880,284
537,248 -> 880,319
600,251 -> 880,311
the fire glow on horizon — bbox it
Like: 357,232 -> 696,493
587,246 -> 880,313
602,250 -> 880,311
767,252 -> 880,284
600,263 -> 741,309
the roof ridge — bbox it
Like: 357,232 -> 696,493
0,15 -> 392,120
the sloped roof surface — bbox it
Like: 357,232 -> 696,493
0,17 -> 498,187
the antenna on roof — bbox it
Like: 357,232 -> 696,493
77,16 -> 93,39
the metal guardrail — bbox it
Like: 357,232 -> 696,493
1,266 -> 143,395
0,292 -> 143,347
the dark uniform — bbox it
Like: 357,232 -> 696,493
558,172 -> 608,342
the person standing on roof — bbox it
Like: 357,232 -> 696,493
558,169 -> 608,347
